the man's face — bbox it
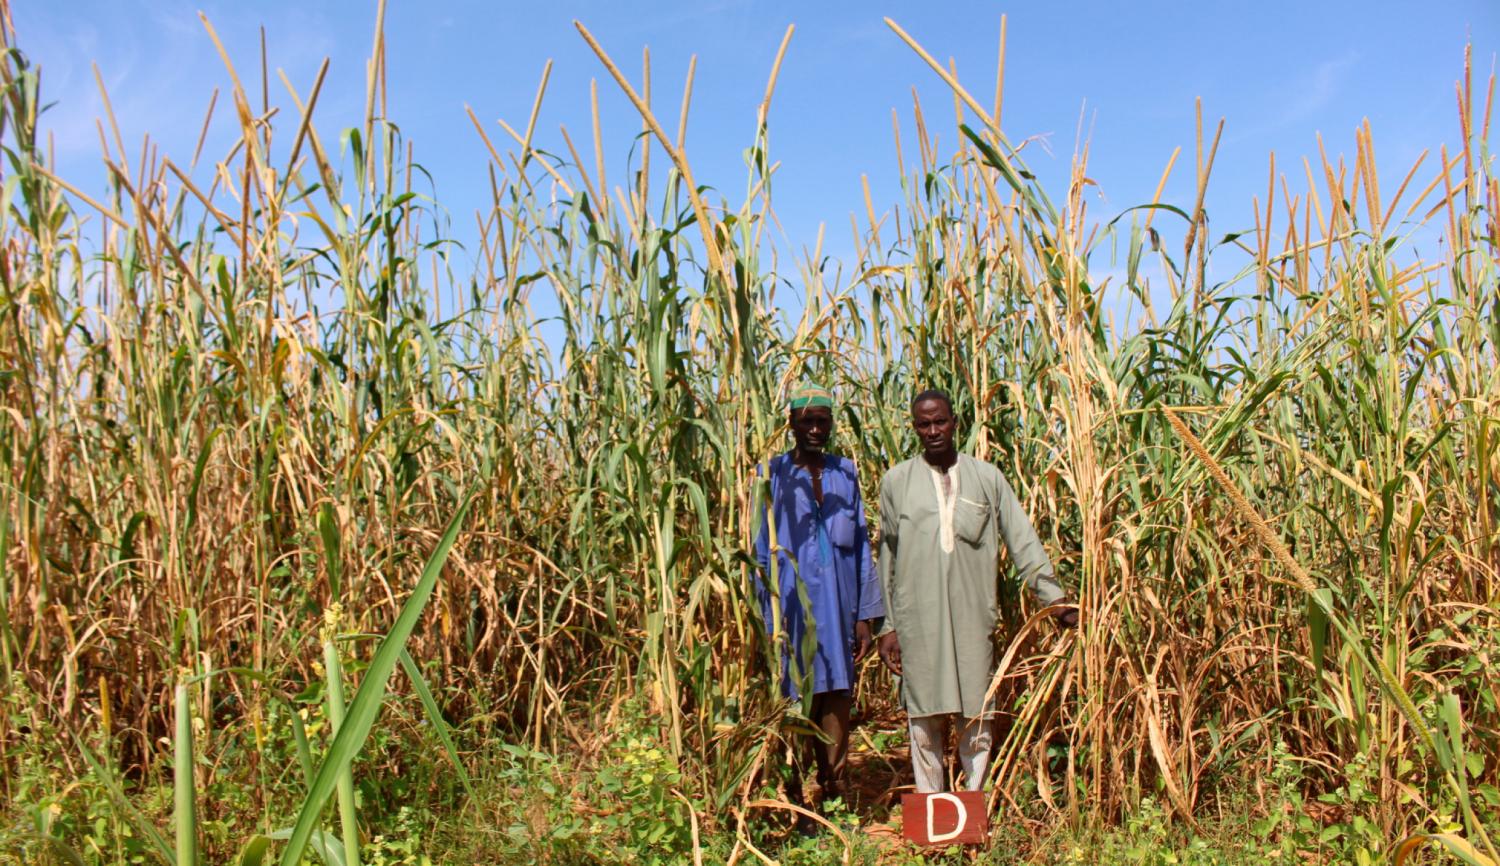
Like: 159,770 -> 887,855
911,398 -> 956,459
790,406 -> 834,454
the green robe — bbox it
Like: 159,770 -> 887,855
878,454 -> 1064,718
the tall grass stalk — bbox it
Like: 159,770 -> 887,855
174,679 -> 198,866
321,613 -> 362,866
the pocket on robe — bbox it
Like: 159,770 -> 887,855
826,511 -> 858,549
954,497 -> 991,545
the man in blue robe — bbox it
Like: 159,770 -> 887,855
754,383 -> 885,808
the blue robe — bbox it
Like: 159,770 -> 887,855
754,453 -> 885,699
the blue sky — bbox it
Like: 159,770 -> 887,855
13,0 -> 1498,311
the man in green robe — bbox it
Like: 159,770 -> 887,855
876,389 -> 1077,792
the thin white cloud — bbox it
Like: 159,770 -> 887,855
20,2 -> 352,193
1227,51 -> 1359,144
833,20 -> 890,47
1283,53 -> 1359,124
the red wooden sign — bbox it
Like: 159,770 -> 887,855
900,791 -> 989,846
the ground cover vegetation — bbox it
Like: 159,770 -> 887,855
1,2 -> 1497,863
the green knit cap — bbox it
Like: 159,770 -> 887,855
788,383 -> 834,411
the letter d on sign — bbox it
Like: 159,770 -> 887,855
926,793 -> 966,843
900,791 -> 987,846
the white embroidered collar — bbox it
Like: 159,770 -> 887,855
927,461 -> 960,553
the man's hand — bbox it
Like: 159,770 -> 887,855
1054,600 -> 1079,629
853,620 -> 875,662
877,632 -> 902,675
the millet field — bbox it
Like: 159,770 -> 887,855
1,2 -> 1498,864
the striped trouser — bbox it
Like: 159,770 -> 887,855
908,714 -> 993,793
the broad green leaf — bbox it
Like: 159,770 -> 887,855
267,828 -> 348,866
399,648 -> 477,801
236,836 -> 273,866
277,495 -> 472,866
1306,587 -> 1332,674
318,502 -> 342,598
